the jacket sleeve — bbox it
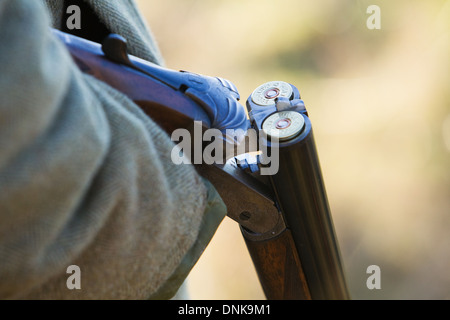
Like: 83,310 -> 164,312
0,0 -> 225,299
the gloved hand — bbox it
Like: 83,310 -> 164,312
148,177 -> 227,300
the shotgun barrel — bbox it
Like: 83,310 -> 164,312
243,84 -> 350,299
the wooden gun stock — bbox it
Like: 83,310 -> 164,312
54,29 -> 350,300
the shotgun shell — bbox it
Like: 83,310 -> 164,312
251,81 -> 293,106
262,111 -> 305,141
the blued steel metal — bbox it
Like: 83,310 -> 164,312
247,82 -> 350,299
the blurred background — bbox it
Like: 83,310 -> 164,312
137,0 -> 450,299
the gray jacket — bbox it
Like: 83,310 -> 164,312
0,0 -> 226,299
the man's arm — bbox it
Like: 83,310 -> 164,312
0,0 -> 225,299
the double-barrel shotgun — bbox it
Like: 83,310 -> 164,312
53,29 -> 350,300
